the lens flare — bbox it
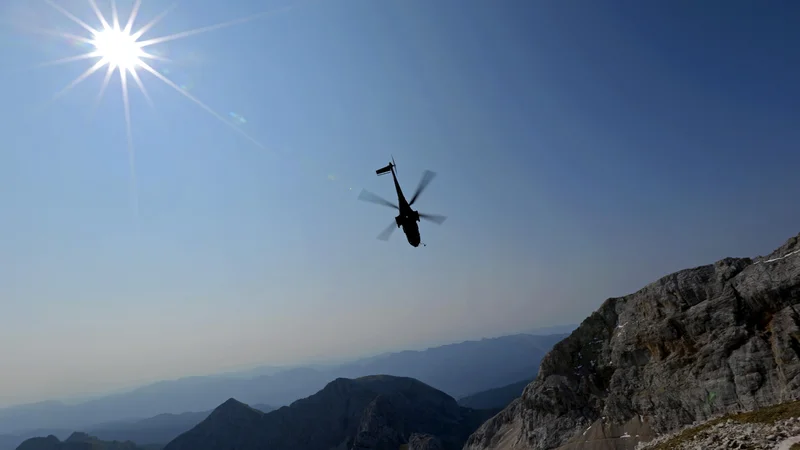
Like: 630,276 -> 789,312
31,0 -> 293,218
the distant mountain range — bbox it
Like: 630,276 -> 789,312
15,431 -> 158,450
161,375 -> 499,450
457,378 -> 533,410
0,332 -> 566,437
0,405 -> 275,450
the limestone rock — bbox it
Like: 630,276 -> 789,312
409,433 -> 445,450
465,233 -> 800,450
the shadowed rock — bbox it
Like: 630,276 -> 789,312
409,433 -> 445,450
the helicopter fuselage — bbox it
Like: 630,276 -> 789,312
363,159 -> 444,247
389,167 -> 422,247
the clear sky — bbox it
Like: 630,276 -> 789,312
0,0 -> 798,407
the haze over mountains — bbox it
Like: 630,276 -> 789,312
0,405 -> 275,450
0,331 -> 565,440
40,231 -> 793,450
10,233 -> 800,450
457,379 -> 532,411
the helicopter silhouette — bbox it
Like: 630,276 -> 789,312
358,157 -> 447,247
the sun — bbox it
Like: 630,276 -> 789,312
91,26 -> 145,72
32,0 -> 291,218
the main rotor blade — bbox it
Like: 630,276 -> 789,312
377,221 -> 398,241
358,189 -> 398,209
419,213 -> 447,225
409,170 -> 436,206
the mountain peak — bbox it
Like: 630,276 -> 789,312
218,398 -> 244,409
165,373 -> 494,450
207,398 -> 263,423
64,431 -> 91,442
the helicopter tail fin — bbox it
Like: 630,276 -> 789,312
376,162 -> 393,176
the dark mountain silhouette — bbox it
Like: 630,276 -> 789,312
0,405 -> 273,450
84,404 -> 274,446
1,431 -> 73,450
163,375 -> 499,450
15,431 -> 158,450
0,333 -> 562,434
457,379 -> 533,410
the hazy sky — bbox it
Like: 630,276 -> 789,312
0,0 -> 798,407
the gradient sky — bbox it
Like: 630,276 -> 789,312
0,0 -> 798,407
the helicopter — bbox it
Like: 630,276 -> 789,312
357,157 -> 447,247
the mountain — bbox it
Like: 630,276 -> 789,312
335,333 -> 565,400
525,324 -> 579,336
0,405 -> 274,450
0,333 -> 562,434
0,431 -> 73,450
83,403 -> 274,447
163,375 -> 498,450
457,379 -> 532,410
85,403 -> 274,446
16,431 -> 157,450
465,233 -> 800,450
83,411 -> 209,446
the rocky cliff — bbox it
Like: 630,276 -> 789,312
164,375 -> 497,450
465,233 -> 800,450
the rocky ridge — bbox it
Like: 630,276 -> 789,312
465,233 -> 800,450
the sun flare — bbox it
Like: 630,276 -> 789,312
31,0 -> 289,218
92,26 -> 145,72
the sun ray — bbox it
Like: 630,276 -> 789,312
52,57 -> 108,102
44,0 -> 97,35
91,64 -> 116,117
31,51 -> 101,70
88,0 -> 111,31
111,0 -> 121,31
139,51 -> 171,63
131,3 -> 178,41
129,69 -> 154,108
124,0 -> 143,34
18,25 -> 96,45
118,68 -> 140,219
139,61 -> 267,150
137,6 -> 293,48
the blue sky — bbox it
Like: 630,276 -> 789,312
0,0 -> 798,406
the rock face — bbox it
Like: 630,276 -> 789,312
409,433 -> 445,450
465,233 -> 800,450
164,375 -> 497,450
